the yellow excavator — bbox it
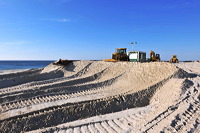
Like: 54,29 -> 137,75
104,48 -> 129,61
170,55 -> 179,63
149,50 -> 160,61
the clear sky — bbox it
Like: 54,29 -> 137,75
0,0 -> 200,61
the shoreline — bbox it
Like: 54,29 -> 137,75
0,69 -> 30,75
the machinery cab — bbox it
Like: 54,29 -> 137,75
150,50 -> 160,61
172,55 -> 177,58
156,54 -> 160,61
116,48 -> 127,54
170,55 -> 179,63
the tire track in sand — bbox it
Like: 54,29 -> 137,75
0,68 -> 106,104
0,71 -> 174,132
0,73 -> 122,115
141,76 -> 200,133
29,107 -> 151,133
0,62 -> 93,96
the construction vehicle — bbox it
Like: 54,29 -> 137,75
170,55 -> 179,63
52,59 -> 72,66
149,50 -> 160,61
104,48 -> 129,61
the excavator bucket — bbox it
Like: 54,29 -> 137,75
104,59 -> 116,62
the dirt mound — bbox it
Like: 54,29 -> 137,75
0,61 -> 192,132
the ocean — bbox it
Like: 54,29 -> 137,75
0,61 -> 55,70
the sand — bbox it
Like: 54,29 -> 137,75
0,69 -> 30,75
0,61 -> 199,133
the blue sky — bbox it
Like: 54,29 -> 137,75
0,0 -> 200,61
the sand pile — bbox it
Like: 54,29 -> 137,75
0,61 -> 199,132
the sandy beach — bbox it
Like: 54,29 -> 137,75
0,61 -> 199,133
0,69 -> 30,75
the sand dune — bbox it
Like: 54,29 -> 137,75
0,61 -> 199,133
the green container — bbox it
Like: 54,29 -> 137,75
128,51 -> 146,62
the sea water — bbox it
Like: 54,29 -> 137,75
0,61 -> 55,70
